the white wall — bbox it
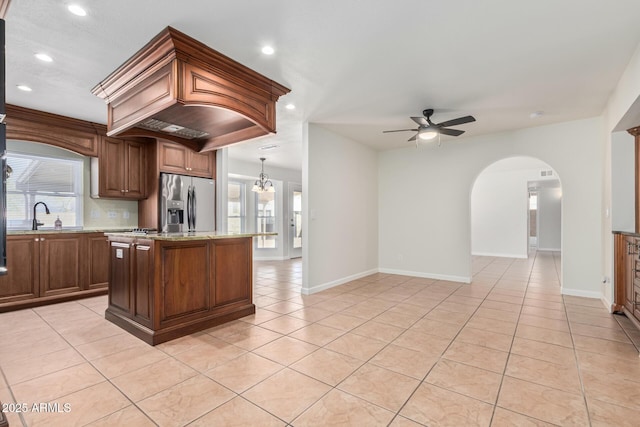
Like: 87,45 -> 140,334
538,187 -> 562,251
379,117 -> 603,296
611,131 -> 635,232
471,170 -> 529,258
302,124 -> 378,294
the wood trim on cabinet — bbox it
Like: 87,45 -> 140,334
613,233 -> 627,312
92,26 -> 290,151
5,104 -> 103,156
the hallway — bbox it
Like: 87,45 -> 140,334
0,254 -> 639,425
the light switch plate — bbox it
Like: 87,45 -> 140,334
116,248 -> 123,259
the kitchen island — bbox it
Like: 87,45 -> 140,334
105,231 -> 272,345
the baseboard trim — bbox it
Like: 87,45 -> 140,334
301,268 -> 379,295
254,256 -> 287,261
560,287 -> 601,299
537,247 -> 561,252
471,252 -> 528,259
600,296 -> 613,313
378,268 -> 471,284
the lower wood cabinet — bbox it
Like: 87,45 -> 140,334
613,232 -> 640,327
105,236 -> 254,345
0,232 -> 110,311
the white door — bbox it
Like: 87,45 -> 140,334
289,185 -> 302,258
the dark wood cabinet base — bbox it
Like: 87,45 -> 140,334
106,303 -> 255,345
106,234 -> 256,345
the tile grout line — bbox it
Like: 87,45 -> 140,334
389,255 -> 518,426
27,303 -> 160,427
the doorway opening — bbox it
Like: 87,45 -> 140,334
289,185 -> 302,259
528,190 -> 538,250
471,156 -> 562,264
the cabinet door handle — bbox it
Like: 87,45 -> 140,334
121,189 -> 125,193
40,237 -> 45,241
34,238 -> 39,242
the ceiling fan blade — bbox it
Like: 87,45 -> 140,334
439,128 -> 465,137
383,128 -> 418,133
436,115 -> 476,128
408,134 -> 418,142
411,117 -> 428,125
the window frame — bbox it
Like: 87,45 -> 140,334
5,151 -> 84,230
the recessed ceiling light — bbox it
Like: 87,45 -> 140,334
67,4 -> 87,17
17,85 -> 32,92
35,53 -> 53,62
261,46 -> 275,55
285,103 -> 295,110
259,144 -> 279,151
530,111 -> 544,119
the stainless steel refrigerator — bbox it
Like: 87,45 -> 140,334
160,173 -> 215,232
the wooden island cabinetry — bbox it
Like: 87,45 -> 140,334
105,232 -> 257,345
614,232 -> 640,327
0,232 -> 110,311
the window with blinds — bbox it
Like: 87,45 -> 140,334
6,152 -> 83,229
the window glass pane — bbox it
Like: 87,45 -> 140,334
293,190 -> 302,249
6,153 -> 83,229
256,191 -> 276,249
227,181 -> 245,233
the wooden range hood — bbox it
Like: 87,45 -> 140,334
92,26 -> 290,152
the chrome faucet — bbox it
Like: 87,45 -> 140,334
32,202 -> 50,230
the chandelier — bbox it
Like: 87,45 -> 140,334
252,157 -> 275,193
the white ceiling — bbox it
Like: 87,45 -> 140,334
5,1 -> 640,171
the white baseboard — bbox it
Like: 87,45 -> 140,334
378,268 -> 471,284
560,287 -> 601,299
600,296 -> 613,312
301,268 -> 379,295
471,252 -> 528,259
254,256 -> 287,261
537,247 -> 561,252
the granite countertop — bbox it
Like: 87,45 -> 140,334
104,231 -> 277,241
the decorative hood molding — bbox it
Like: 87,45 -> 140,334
92,26 -> 290,152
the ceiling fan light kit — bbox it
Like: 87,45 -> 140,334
383,108 -> 476,146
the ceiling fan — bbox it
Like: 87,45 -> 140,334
383,109 -> 476,145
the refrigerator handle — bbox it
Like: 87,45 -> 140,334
192,186 -> 197,231
186,187 -> 192,230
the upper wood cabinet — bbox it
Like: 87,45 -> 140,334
98,137 -> 148,199
159,141 -> 215,178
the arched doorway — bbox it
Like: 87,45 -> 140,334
470,156 -> 562,283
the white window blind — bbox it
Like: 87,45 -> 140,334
6,152 -> 83,229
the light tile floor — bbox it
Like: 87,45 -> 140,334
1,253 -> 640,426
